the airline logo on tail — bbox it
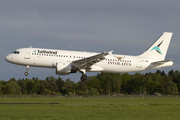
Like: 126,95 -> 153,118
151,41 -> 163,55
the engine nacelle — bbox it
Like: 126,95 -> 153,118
56,62 -> 72,75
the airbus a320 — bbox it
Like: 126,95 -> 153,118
5,32 -> 174,81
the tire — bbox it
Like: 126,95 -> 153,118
81,74 -> 87,81
24,72 -> 28,76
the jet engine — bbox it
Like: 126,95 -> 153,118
56,62 -> 72,75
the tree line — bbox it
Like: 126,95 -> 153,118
0,70 -> 180,95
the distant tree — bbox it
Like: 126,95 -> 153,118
172,70 -> 180,92
168,70 -> 175,77
65,78 -> 74,95
56,77 -> 65,95
2,85 -> 13,94
77,81 -> 88,94
33,78 -> 41,94
146,80 -> 162,94
161,76 -> 178,95
86,76 -> 101,93
48,76 -> 59,92
1,70 -> 180,95
26,79 -> 35,94
0,84 -> 3,94
89,88 -> 98,95
49,82 -> 59,92
0,80 -> 6,86
160,71 -> 166,77
121,73 -> 133,94
18,79 -> 27,94
46,76 -> 57,83
111,73 -> 122,93
39,84 -> 46,94
0,88 -> 2,94
39,84 -> 50,95
156,70 -> 161,75
97,73 -> 114,94
103,79 -> 111,95
123,79 -> 137,94
9,78 -> 16,82
6,79 -> 20,94
164,81 -> 178,95
173,70 -> 180,82
130,73 -> 143,93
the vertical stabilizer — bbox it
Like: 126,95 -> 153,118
140,32 -> 173,60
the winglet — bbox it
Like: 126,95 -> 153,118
108,50 -> 113,54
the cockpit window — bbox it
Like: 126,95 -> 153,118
12,51 -> 20,54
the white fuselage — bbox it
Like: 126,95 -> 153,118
5,48 -> 173,74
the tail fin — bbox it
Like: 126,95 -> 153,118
140,32 -> 173,60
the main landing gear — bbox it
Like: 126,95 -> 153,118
24,65 -> 29,76
80,69 -> 87,82
81,74 -> 87,82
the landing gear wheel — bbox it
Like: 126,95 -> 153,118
24,72 -> 28,76
81,74 -> 87,82
24,65 -> 29,76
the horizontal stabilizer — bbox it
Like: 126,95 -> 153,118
145,59 -> 174,70
151,59 -> 173,66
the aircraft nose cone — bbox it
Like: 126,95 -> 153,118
5,55 -> 11,62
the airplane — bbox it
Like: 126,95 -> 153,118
5,32 -> 174,81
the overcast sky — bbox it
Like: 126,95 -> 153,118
1,0 -> 180,82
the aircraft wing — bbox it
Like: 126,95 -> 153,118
72,51 -> 113,70
151,59 -> 173,65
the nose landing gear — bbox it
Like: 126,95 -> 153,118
24,65 -> 29,76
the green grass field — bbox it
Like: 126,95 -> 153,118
0,97 -> 180,120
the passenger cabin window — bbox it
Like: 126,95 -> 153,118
12,51 -> 20,54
